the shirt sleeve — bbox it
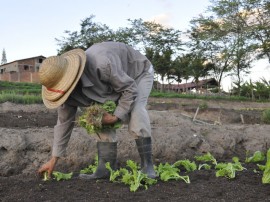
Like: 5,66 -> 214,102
52,103 -> 77,157
99,57 -> 138,122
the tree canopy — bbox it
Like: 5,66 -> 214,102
55,0 -> 270,93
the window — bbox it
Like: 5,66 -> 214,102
24,65 -> 29,70
39,58 -> 43,63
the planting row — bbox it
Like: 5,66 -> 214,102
43,149 -> 270,192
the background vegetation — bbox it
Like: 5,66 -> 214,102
0,81 -> 42,104
1,0 -> 270,103
55,0 -> 269,96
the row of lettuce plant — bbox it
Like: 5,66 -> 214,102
43,149 -> 270,192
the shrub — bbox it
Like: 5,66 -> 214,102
261,109 -> 270,124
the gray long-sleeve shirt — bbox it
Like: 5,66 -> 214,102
52,42 -> 152,157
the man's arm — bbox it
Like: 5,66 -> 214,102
52,103 -> 78,157
38,103 -> 77,177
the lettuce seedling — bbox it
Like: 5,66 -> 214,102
78,100 -> 122,134
155,162 -> 190,183
121,160 -> 157,192
245,151 -> 265,163
80,155 -> 98,174
52,171 -> 73,181
105,162 -> 121,182
215,157 -> 245,179
257,164 -> 266,171
173,159 -> 197,172
198,163 -> 212,170
262,148 -> 270,184
194,152 -> 218,165
106,160 -> 157,192
43,171 -> 73,181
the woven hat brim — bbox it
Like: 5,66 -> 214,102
42,54 -> 80,102
42,49 -> 86,109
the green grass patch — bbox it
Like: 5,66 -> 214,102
150,90 -> 265,102
0,81 -> 41,88
0,81 -> 42,104
1,81 -> 270,104
0,93 -> 43,104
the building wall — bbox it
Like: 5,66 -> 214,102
0,56 -> 44,83
10,71 -> 19,82
0,72 -> 40,83
18,59 -> 35,72
0,62 -> 18,72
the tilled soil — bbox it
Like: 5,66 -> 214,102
0,164 -> 269,202
1,99 -> 270,201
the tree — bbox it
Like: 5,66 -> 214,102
55,16 -> 184,90
1,49 -> 7,64
241,0 -> 270,63
188,0 -> 254,92
127,19 -> 183,91
56,15 -> 115,54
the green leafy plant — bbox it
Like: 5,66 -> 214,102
78,100 -> 122,134
194,152 -> 218,165
80,155 -> 98,174
43,171 -> 73,181
198,163 -> 212,170
122,160 -> 157,192
245,151 -> 265,163
173,159 -> 197,172
52,171 -> 73,181
262,148 -> 270,184
105,162 -> 121,182
155,162 -> 190,183
257,164 -> 266,171
106,160 -> 157,192
215,157 -> 245,179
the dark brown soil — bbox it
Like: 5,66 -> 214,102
1,99 -> 270,201
0,111 -> 57,128
0,164 -> 269,202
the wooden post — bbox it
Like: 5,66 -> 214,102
240,114 -> 245,124
193,107 -> 200,121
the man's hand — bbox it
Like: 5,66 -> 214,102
102,112 -> 118,125
38,157 -> 59,179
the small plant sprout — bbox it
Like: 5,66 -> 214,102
43,171 -> 50,181
245,151 -> 265,163
155,162 -> 190,183
52,171 -> 73,181
198,164 -> 212,170
194,152 -> 218,165
215,157 -> 245,179
106,160 -> 157,192
80,155 -> 98,174
43,171 -> 73,181
173,159 -> 197,172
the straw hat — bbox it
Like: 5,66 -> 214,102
39,49 -> 86,109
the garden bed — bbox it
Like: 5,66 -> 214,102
0,99 -> 270,201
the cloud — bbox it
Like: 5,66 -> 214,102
147,13 -> 172,27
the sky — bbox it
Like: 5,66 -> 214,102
1,0 -> 269,90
